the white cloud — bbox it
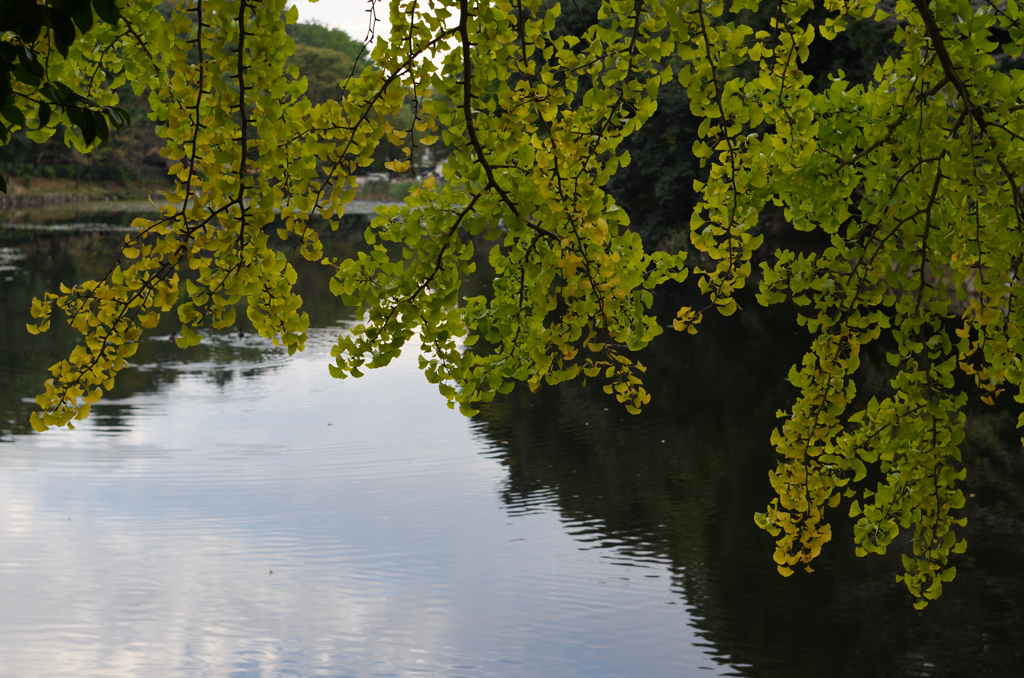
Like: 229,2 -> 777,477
288,0 -> 392,45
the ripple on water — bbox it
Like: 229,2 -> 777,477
0,322 -> 751,676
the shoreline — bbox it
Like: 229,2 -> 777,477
0,199 -> 399,236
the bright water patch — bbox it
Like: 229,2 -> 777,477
0,327 -> 731,677
0,246 -> 24,273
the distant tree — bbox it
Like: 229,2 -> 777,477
0,0 -> 131,192
287,21 -> 372,105
288,44 -> 361,106
287,19 -> 370,64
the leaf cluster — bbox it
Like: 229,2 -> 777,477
0,0 -> 130,192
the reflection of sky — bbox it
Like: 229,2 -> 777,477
0,329 -> 732,676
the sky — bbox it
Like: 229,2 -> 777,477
288,0 -> 393,45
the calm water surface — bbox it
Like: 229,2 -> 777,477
1,214 -> 1023,676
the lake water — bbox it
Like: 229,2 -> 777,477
1,212 -> 1023,677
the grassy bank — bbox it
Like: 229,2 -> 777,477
1,175 -> 172,205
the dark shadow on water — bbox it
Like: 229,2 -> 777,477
0,215 -> 371,438
471,286 -> 1024,678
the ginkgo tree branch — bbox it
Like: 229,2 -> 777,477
912,0 -> 987,131
457,0 -> 555,239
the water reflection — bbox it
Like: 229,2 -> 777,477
0,217 -> 729,677
472,298 -> 1024,678
1,216 -> 1022,676
0,327 -> 729,676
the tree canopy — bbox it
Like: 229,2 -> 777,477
286,20 -> 372,105
6,0 -> 1024,607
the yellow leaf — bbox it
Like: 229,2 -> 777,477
29,412 -> 48,432
384,159 -> 410,173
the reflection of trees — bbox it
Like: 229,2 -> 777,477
1,231 -> 123,437
472,292 -> 1024,678
1,217 -> 370,438
87,402 -> 137,433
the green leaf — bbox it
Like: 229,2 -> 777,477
18,45 -> 44,77
71,3 -> 94,35
1,105 -> 26,128
104,106 -> 131,129
51,14 -> 76,57
37,103 -> 51,128
92,110 -> 109,144
92,0 -> 122,25
175,325 -> 203,349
